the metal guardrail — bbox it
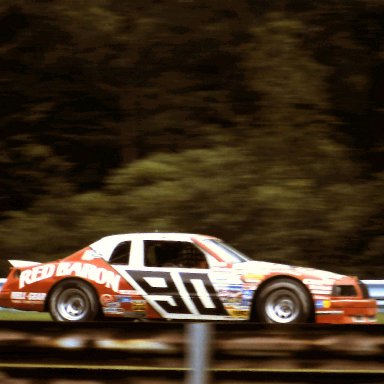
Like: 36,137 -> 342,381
1,321 -> 384,383
363,280 -> 384,312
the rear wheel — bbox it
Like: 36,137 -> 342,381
48,279 -> 100,321
255,279 -> 312,324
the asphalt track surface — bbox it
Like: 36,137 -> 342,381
1,321 -> 384,383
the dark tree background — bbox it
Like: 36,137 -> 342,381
0,0 -> 383,277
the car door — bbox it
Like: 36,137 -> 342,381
116,239 -> 228,320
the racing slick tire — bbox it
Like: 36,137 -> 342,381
255,278 -> 312,324
48,279 -> 100,321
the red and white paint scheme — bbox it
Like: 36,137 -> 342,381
0,233 -> 377,323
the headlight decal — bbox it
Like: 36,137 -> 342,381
331,285 -> 357,297
315,300 -> 332,309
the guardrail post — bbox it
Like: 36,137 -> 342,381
185,322 -> 212,384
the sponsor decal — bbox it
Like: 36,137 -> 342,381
116,295 -> 132,303
242,289 -> 254,306
100,294 -> 115,306
216,283 -> 255,317
119,290 -> 138,295
103,307 -> 125,315
26,292 -> 46,301
11,291 -> 46,302
19,264 -> 55,287
222,290 -> 242,305
227,308 -> 249,318
242,274 -> 264,283
132,300 -> 146,312
18,262 -> 120,293
100,294 -> 123,312
115,268 -> 227,319
10,292 -> 26,300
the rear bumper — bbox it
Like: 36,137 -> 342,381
315,298 -> 377,324
0,289 -> 12,309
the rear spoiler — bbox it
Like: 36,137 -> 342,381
8,260 -> 41,268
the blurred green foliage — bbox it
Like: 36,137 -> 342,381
0,1 -> 383,277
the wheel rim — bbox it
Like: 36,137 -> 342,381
264,289 -> 301,323
56,288 -> 90,321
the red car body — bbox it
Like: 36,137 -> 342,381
0,233 -> 377,323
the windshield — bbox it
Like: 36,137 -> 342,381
203,239 -> 251,264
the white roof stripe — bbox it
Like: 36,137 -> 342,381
89,233 -> 216,259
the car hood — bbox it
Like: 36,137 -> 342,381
233,260 -> 345,282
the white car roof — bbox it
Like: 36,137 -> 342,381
89,233 -> 216,258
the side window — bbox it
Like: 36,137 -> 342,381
144,241 -> 208,269
109,241 -> 131,265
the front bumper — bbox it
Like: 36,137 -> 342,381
315,298 -> 377,324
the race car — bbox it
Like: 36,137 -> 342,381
0,233 -> 377,323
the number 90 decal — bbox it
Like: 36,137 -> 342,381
118,269 -> 228,319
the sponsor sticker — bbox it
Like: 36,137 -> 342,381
227,308 -> 249,318
119,290 -> 138,295
116,295 -> 132,303
242,274 -> 264,283
10,291 -> 46,302
18,262 -> 121,293
11,292 -> 26,300
132,300 -> 146,312
241,289 -> 253,306
100,294 -> 115,306
103,307 -> 125,315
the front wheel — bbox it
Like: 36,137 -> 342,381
48,279 -> 100,321
255,279 -> 312,324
